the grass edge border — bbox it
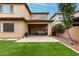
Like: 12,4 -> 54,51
54,38 -> 79,54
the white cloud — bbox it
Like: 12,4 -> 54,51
35,3 -> 50,6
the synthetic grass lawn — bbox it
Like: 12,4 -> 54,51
0,40 -> 79,56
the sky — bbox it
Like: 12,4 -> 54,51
27,3 -> 58,19
28,3 -> 79,19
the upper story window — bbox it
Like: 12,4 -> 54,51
0,4 -> 13,13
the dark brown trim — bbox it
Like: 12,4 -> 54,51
0,17 -> 25,21
3,23 -> 14,32
0,17 -> 53,22
31,12 -> 49,14
0,3 -> 31,14
49,12 -> 62,20
26,20 -> 53,22
25,4 -> 31,13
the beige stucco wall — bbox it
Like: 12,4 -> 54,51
0,20 -> 53,38
0,4 -> 53,38
0,20 -> 27,38
56,26 -> 79,42
31,14 -> 48,20
48,22 -> 53,36
0,4 -> 30,20
0,4 -> 48,20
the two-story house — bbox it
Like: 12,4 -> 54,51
50,11 -> 79,26
0,3 -> 53,39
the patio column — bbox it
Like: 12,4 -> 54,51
1,23 -> 3,32
48,23 -> 52,36
25,24 -> 29,33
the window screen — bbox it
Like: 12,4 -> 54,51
0,4 -> 13,13
3,23 -> 14,32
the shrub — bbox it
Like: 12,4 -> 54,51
54,23 -> 66,33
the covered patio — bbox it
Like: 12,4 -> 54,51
28,24 -> 48,35
26,20 -> 53,36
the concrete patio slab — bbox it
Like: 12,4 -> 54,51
16,36 -> 59,42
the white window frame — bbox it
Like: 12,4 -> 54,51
0,4 -> 13,13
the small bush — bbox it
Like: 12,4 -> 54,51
54,23 -> 66,33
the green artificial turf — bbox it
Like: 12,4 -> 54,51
0,40 -> 78,56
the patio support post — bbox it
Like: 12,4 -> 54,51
1,23 -> 3,32
48,23 -> 52,36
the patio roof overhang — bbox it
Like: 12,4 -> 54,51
0,17 -> 25,21
26,20 -> 54,22
0,17 -> 54,22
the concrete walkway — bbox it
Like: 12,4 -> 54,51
16,36 -> 59,42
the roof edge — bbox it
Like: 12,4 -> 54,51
25,4 -> 31,14
0,3 -> 31,14
31,12 -> 49,14
49,12 -> 62,20
49,10 -> 79,20
0,3 -> 49,14
26,20 -> 53,22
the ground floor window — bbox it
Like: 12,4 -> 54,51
3,23 -> 14,32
